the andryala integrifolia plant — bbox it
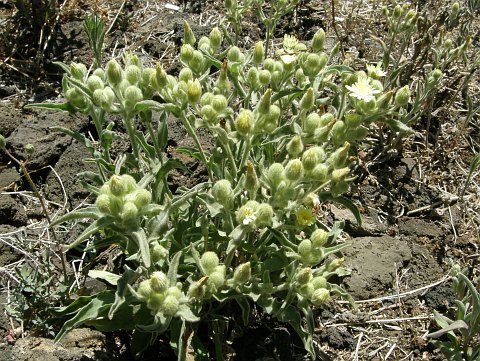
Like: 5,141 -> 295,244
28,16 -> 431,359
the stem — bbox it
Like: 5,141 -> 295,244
124,115 -> 141,168
179,112 -> 213,181
239,137 -> 252,172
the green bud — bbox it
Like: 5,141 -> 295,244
296,267 -> 312,285
428,69 -> 442,85
188,279 -> 206,299
267,163 -> 285,188
319,113 -> 334,127
258,69 -> 271,85
70,62 -> 87,81
212,179 -> 234,209
227,46 -> 242,63
287,135 -> 304,157
151,244 -> 168,263
96,194 -> 111,214
298,239 -> 312,259
208,270 -> 225,291
393,4 -> 402,18
255,203 -> 273,227
235,109 -> 255,136
93,68 -> 105,81
137,279 -> 153,300
245,160 -> 259,193
179,68 -> 193,83
125,65 -> 142,84
310,163 -> 329,182
233,262 -> 251,285
87,75 -> 105,92
329,142 -> 350,168
263,58 -> 274,71
187,79 -> 202,104
212,94 -> 228,113
201,92 -> 214,106
201,105 -> 217,123
183,20 -> 196,46
161,295 -> 179,316
330,120 -> 346,146
190,50 -> 205,74
257,88 -> 272,115
311,288 -> 330,306
302,53 -> 328,77
394,85 -> 410,107
65,88 -> 88,109
201,251 -> 220,274
331,181 -> 349,196
0,134 -> 6,150
25,143 -> 34,156
246,67 -> 259,89
154,63 -> 168,89
300,283 -> 315,298
253,41 -> 264,65
270,71 -> 283,91
304,113 -> 321,134
285,159 -> 304,181
132,188 -> 152,208
151,271 -> 169,293
377,91 -> 393,110
326,257 -> 345,272
225,0 -> 235,11
331,167 -> 350,182
147,292 -> 165,312
167,285 -> 182,299
121,201 -> 138,223
106,59 -> 123,86
312,28 -> 325,52
300,88 -> 315,111
198,36 -> 211,53
236,201 -> 259,226
123,85 -> 143,111
180,44 -> 194,63
209,27 -> 222,50
302,146 -> 325,171
311,276 -> 327,290
344,112 -> 363,128
109,175 -> 128,196
311,229 -> 328,248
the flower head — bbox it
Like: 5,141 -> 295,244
366,63 -> 387,79
296,206 -> 315,226
346,78 -> 380,102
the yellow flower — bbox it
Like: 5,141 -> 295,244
296,206 -> 315,226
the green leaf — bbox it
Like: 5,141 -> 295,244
236,297 -> 251,326
168,251 -> 183,285
26,102 -> 77,113
55,291 -> 115,342
176,304 -> 200,322
381,118 -> 414,134
108,265 -> 141,319
88,270 -> 121,285
50,126 -> 93,149
132,229 -> 151,268
134,100 -> 179,114
318,193 -> 362,226
66,216 -> 116,249
50,206 -> 102,227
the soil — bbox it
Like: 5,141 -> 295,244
0,0 -> 479,360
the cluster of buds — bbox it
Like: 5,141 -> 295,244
383,3 -> 418,32
188,252 -> 227,299
294,268 -> 330,306
95,175 -> 157,229
136,272 -> 188,317
235,200 -> 274,229
297,228 -> 329,265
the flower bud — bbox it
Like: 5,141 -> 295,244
161,295 -> 179,316
87,75 -> 104,92
376,91 -> 393,110
183,20 -> 196,46
331,167 -> 350,182
212,94 -> 228,113
233,262 -> 251,285
296,268 -> 312,285
326,257 -> 345,272
311,229 -> 328,248
227,46 -> 242,63
302,53 -> 328,77
106,59 -> 123,86
96,193 -> 111,214
311,276 -> 327,290
132,188 -> 152,208
180,44 -> 194,63
246,67 -> 259,89
190,50 -> 205,74
212,179 -> 234,209
255,203 -> 273,227
257,88 -> 272,115
151,271 -> 169,293
178,68 -> 193,83
329,142 -> 350,168
330,120 -> 346,145
151,244 -> 168,263
304,113 -> 321,134
428,69 -> 443,86
394,85 -> 410,107
264,58 -> 275,72
311,288 -> 330,306
25,143 -> 34,156
137,279 -> 153,300
93,68 -> 105,80
198,36 -> 211,53
109,175 -> 128,196
287,135 -> 304,157
245,160 -> 259,193
189,279 -> 206,299
125,65 -> 142,84
124,85 -> 143,112
300,88 -> 315,111
285,159 -> 304,181
310,164 -> 329,182
187,79 -> 202,104
253,41 -> 264,65
258,69 -> 271,85
201,105 -> 217,123
201,251 -> 220,274
267,163 -> 285,188
208,270 -> 225,291
312,28 -> 325,52
209,27 -> 222,50
65,88 -> 88,109
298,239 -> 312,259
121,201 -> 138,223
70,62 -> 87,81
147,292 -> 165,312
302,146 -> 325,171
235,109 -> 255,136
154,63 -> 168,89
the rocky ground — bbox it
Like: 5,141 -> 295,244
0,0 -> 479,360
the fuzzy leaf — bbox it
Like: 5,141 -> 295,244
176,304 -> 200,322
67,216 -> 116,249
88,270 -> 121,286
